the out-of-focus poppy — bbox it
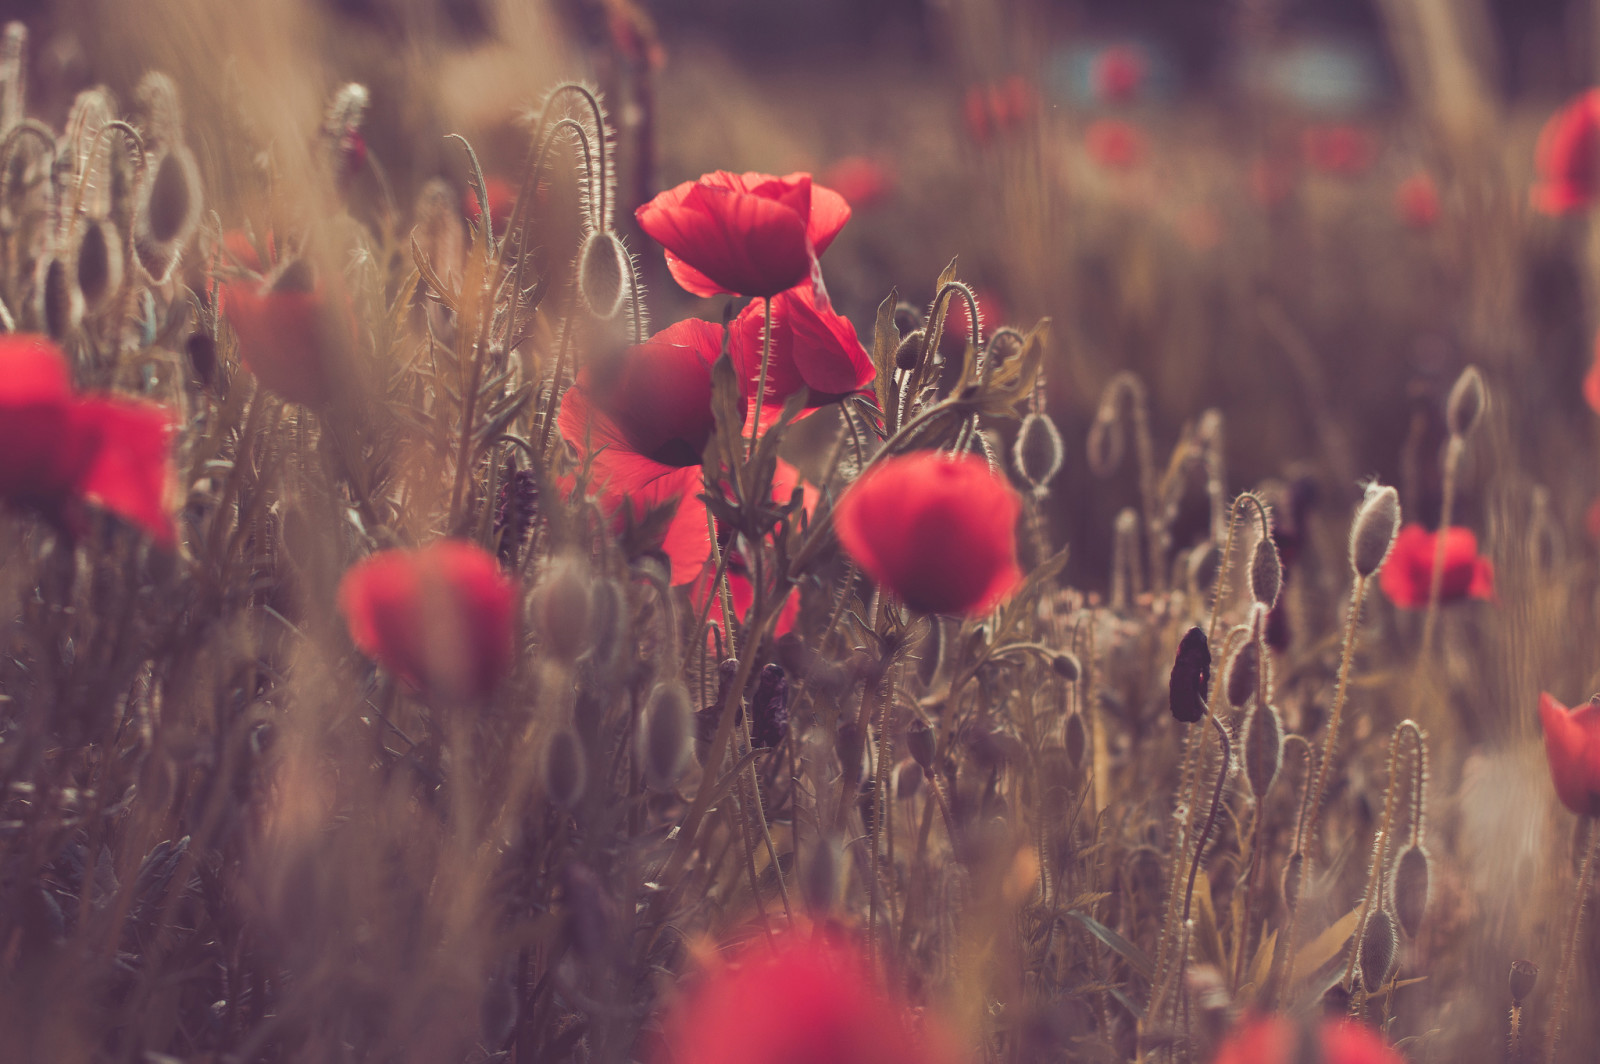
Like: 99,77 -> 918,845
0,334 -> 175,546
1376,524 -> 1493,609
1093,44 -> 1146,104
1301,123 -> 1377,177
222,261 -> 351,407
1395,171 -> 1440,229
1532,89 -> 1600,215
834,451 -> 1022,616
462,175 -> 518,236
1538,692 -> 1600,817
1212,1015 -> 1405,1064
1085,119 -> 1146,170
337,539 -> 516,703
819,156 -> 895,211
635,171 -> 850,299
730,281 -> 875,417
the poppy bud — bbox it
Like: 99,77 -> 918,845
893,302 -> 922,336
133,145 -> 203,284
750,663 -> 789,748
544,728 -> 587,808
1282,851 -> 1304,911
640,681 -> 693,792
1225,638 -> 1259,709
1013,411 -> 1064,496
1357,909 -> 1398,992
906,718 -> 936,772
76,219 -> 121,312
1249,534 -> 1282,608
800,835 -> 845,914
1446,364 -> 1486,439
38,256 -> 83,340
535,559 -> 593,665
185,330 -> 217,391
894,328 -> 924,372
1349,483 -> 1401,579
1086,412 -> 1123,476
1064,711 -> 1088,770
492,468 -> 539,565
1051,650 -> 1081,681
1508,959 -> 1539,1006
1169,626 -> 1211,724
1392,844 -> 1429,939
1243,703 -> 1283,800
580,230 -> 629,319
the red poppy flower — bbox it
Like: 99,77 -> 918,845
819,156 -> 895,211
1532,89 -> 1600,215
1093,44 -> 1146,104
337,539 -> 515,702
1085,119 -> 1146,170
1395,171 -> 1440,229
635,171 -> 850,299
731,282 -> 875,416
1213,1015 -> 1405,1064
1376,524 -> 1493,609
462,175 -> 517,236
1584,335 -> 1600,416
222,263 -> 349,407
1301,123 -> 1377,177
654,935 -> 961,1064
0,335 -> 175,545
1538,692 -> 1600,817
834,451 -> 1022,616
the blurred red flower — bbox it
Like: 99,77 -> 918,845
1377,524 -> 1493,609
1212,1015 -> 1404,1064
635,171 -> 850,298
222,263 -> 349,407
462,175 -> 517,236
0,335 -> 175,546
1532,89 -> 1600,215
731,282 -> 875,416
1093,44 -> 1146,104
655,934 -> 962,1064
338,539 -> 515,702
834,451 -> 1022,616
819,156 -> 895,211
1584,335 -> 1600,416
1539,693 -> 1600,816
1301,123 -> 1376,177
1395,171 -> 1440,229
1086,119 -> 1146,170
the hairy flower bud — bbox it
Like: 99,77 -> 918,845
1350,483 -> 1401,578
134,145 -> 203,284
544,729 -> 587,808
1243,703 -> 1283,800
579,230 -> 629,319
640,681 -> 693,792
536,559 -> 593,664
800,835 -> 845,914
1508,959 -> 1538,1006
1064,711 -> 1088,770
906,718 -> 936,772
1392,844 -> 1430,939
1086,411 -> 1124,477
76,219 -> 122,312
1249,534 -> 1282,608
1225,637 -> 1259,709
894,328 -> 924,372
38,256 -> 82,340
1052,650 -> 1081,681
1013,411 -> 1064,496
1446,364 -> 1486,439
1358,909 -> 1398,992
1169,626 -> 1211,724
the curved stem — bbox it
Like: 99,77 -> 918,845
1183,712 -> 1231,925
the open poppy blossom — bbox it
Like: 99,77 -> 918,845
1395,171 -> 1440,229
1532,89 -> 1600,215
1213,1015 -> 1405,1064
0,334 -> 175,546
834,451 -> 1022,616
1092,44 -> 1146,104
1538,693 -> 1600,817
635,170 -> 850,298
1085,119 -> 1146,170
222,261 -> 350,407
730,281 -> 875,416
1376,524 -> 1493,609
1301,123 -> 1376,177
654,934 -> 961,1064
337,539 -> 515,702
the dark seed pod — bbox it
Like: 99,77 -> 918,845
1508,959 -> 1539,1006
1349,484 -> 1401,578
1064,711 -> 1088,770
76,219 -> 121,311
579,230 -> 628,319
1013,411 -> 1064,496
1168,626 -> 1211,724
893,301 -> 922,336
639,682 -> 693,792
544,729 -> 587,808
535,559 -> 593,665
1249,534 -> 1282,608
749,663 -> 789,748
1358,908 -> 1398,992
134,145 -> 203,284
1392,844 -> 1430,939
1086,413 -> 1124,477
1052,651 -> 1081,681
1243,703 -> 1283,800
906,718 -> 936,771
894,328 -> 924,372
1225,639 -> 1260,709
1281,851 -> 1304,911
39,256 -> 83,340
800,835 -> 845,914
1446,365 -> 1486,438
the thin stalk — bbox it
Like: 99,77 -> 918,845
749,295 -> 772,459
1343,721 -> 1425,991
1420,436 -> 1464,658
1547,817 -> 1599,1063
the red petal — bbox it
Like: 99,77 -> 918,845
222,282 -> 339,407
637,180 -> 812,298
71,397 -> 176,546
0,334 -> 74,405
1540,693 -> 1600,816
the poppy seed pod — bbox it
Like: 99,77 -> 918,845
1349,483 -> 1401,579
1013,411 -> 1064,496
1446,365 -> 1486,439
1392,844 -> 1430,939
640,681 -> 694,792
535,559 -> 593,665
894,328 -> 924,372
1169,626 -> 1211,724
1225,638 -> 1259,709
133,145 -> 203,284
76,219 -> 122,312
1508,959 -> 1539,1006
544,729 -> 587,808
1358,908 -> 1398,992
906,718 -> 936,772
1249,534 -> 1282,608
579,229 -> 629,319
1243,703 -> 1283,800
1051,650 -> 1081,681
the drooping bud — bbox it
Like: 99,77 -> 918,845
76,219 -> 122,312
535,559 -> 593,665
1357,908 -> 1398,992
1508,959 -> 1539,1006
1349,483 -> 1401,578
1064,711 -> 1088,770
1225,638 -> 1260,709
133,145 -> 203,284
1281,851 -> 1304,911
1013,411 -> 1064,496
1392,844 -> 1430,939
544,728 -> 587,808
1445,365 -> 1486,438
1169,626 -> 1211,724
1243,703 -> 1283,800
38,256 -> 82,340
579,230 -> 629,319
749,663 -> 789,748
639,681 -> 693,792
906,718 -> 936,772
1086,411 -> 1124,477
1051,650 -> 1081,681
894,328 -> 924,372
1249,534 -> 1281,608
